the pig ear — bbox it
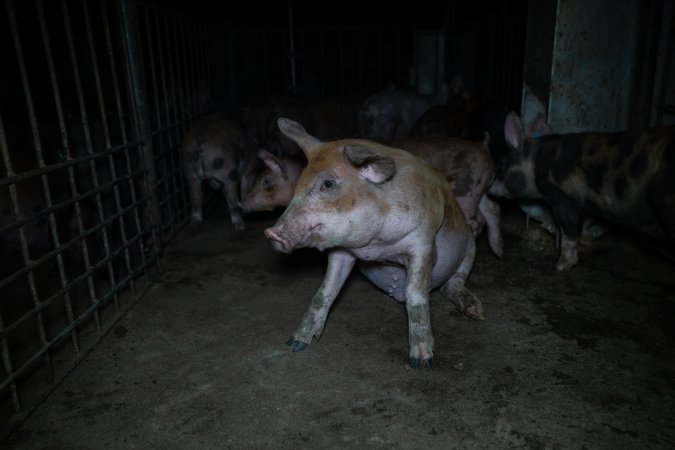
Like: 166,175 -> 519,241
527,112 -> 553,137
258,149 -> 286,176
504,111 -> 525,151
343,143 -> 395,184
277,118 -> 322,157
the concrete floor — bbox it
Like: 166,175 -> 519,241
5,201 -> 675,449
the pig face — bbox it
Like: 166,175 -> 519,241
490,112 -> 548,200
265,139 -> 395,254
238,150 -> 303,213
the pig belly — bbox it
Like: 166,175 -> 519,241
357,230 -> 466,303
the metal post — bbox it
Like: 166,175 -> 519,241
119,0 -> 163,262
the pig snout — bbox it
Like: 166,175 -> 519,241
264,226 -> 292,253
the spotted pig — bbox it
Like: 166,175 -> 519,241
181,114 -> 258,230
490,111 -> 675,271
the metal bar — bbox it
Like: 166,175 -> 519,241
119,0 -> 163,262
6,0 -> 55,394
0,112 -> 20,413
99,0 -> 141,297
0,192 -> 148,293
142,5 -> 173,228
106,1 -> 151,281
61,0 -> 108,332
0,272 -> 156,398
0,229 -> 150,342
35,0 -> 81,355
161,11 -> 186,236
82,0 -> 125,312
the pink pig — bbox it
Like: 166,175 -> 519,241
264,118 -> 481,369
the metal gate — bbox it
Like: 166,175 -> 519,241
1,0 -> 528,440
0,0 -> 235,438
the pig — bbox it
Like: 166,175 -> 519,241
409,75 -> 476,139
393,134 -> 503,258
238,150 -> 306,213
490,111 -> 675,271
241,135 -> 503,259
264,118 -> 480,369
358,83 -> 449,143
181,114 -> 258,230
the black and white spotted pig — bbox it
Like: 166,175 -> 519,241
181,114 -> 259,231
265,118 -> 480,369
490,111 -> 675,271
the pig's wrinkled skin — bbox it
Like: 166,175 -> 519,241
393,135 -> 503,258
182,114 -> 258,231
490,111 -> 675,271
238,150 -> 305,213
264,118 -> 479,369
358,84 -> 449,143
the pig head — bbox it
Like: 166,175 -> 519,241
490,111 -> 675,271
265,118 -> 480,369
238,150 -> 305,213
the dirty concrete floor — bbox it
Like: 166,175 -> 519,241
5,201 -> 675,449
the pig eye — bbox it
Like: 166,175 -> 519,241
320,179 -> 335,191
261,176 -> 270,187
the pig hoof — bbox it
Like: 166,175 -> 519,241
409,357 -> 433,370
286,337 -> 307,352
452,288 -> 485,321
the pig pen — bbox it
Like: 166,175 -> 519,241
5,199 -> 675,449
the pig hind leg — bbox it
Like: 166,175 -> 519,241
439,238 -> 484,320
478,194 -> 504,258
186,173 -> 204,227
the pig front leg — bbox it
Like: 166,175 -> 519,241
287,249 -> 356,352
404,247 -> 436,369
